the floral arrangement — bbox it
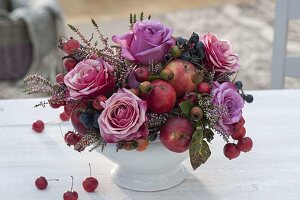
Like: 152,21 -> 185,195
25,13 -> 253,170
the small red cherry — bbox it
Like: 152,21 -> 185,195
56,73 -> 64,84
64,131 -> 81,146
231,126 -> 246,140
64,58 -> 78,71
35,176 -> 48,190
82,163 -> 99,192
63,176 -> 78,200
92,95 -> 107,111
197,82 -> 211,94
60,111 -> 70,121
63,38 -> 80,54
237,137 -> 253,152
32,120 -> 45,133
223,143 -> 240,160
35,176 -> 59,190
235,116 -> 245,129
134,67 -> 150,82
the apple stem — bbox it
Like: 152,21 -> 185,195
70,176 -> 74,192
89,163 -> 91,177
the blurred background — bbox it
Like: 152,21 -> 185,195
0,0 -> 299,99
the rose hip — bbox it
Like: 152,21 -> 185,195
237,137 -> 253,152
134,67 -> 150,82
64,58 -> 78,72
56,73 -> 64,84
231,126 -> 246,140
223,143 -> 240,160
136,139 -> 149,151
63,38 -> 80,54
197,82 -> 211,94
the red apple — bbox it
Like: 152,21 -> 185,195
160,117 -> 194,153
141,80 -> 176,114
164,59 -> 197,97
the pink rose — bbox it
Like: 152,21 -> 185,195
64,59 -> 115,100
201,33 -> 240,73
112,20 -> 175,65
98,88 -> 148,143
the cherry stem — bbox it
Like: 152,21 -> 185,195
89,163 -> 91,177
70,176 -> 74,192
47,179 -> 59,181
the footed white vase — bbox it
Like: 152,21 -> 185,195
97,140 -> 189,191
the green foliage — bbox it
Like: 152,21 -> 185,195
189,127 -> 211,170
179,101 -> 193,117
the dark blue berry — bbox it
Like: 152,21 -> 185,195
79,112 -> 90,124
189,32 -> 199,44
176,37 -> 187,47
235,81 -> 243,89
165,53 -> 172,62
245,94 -> 254,103
194,41 -> 205,59
93,112 -> 100,128
83,120 -> 94,129
180,52 -> 191,61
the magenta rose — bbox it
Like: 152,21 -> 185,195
201,33 -> 240,73
211,82 -> 244,135
98,88 -> 148,143
64,59 -> 115,100
112,20 -> 175,65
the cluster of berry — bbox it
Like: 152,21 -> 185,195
223,116 -> 253,160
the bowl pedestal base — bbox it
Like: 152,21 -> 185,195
111,164 -> 187,192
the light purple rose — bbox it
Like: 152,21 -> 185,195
211,82 -> 244,135
112,20 -> 175,65
64,59 -> 115,100
98,88 -> 148,143
201,33 -> 240,73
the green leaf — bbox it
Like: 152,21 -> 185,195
179,101 -> 193,117
189,128 -> 211,170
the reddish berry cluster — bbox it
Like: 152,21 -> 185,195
223,116 -> 253,160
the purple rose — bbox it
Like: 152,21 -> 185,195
98,88 -> 148,143
211,82 -> 244,135
64,59 -> 115,100
201,33 -> 240,73
112,20 -> 175,65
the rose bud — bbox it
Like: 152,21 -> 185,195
139,81 -> 153,94
190,106 -> 204,121
170,45 -> 182,58
159,68 -> 174,81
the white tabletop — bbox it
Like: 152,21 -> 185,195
0,90 -> 299,200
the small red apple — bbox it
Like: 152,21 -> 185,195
160,117 -> 194,153
141,80 -> 176,114
164,59 -> 197,97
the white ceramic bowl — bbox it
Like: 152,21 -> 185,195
97,140 -> 188,191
